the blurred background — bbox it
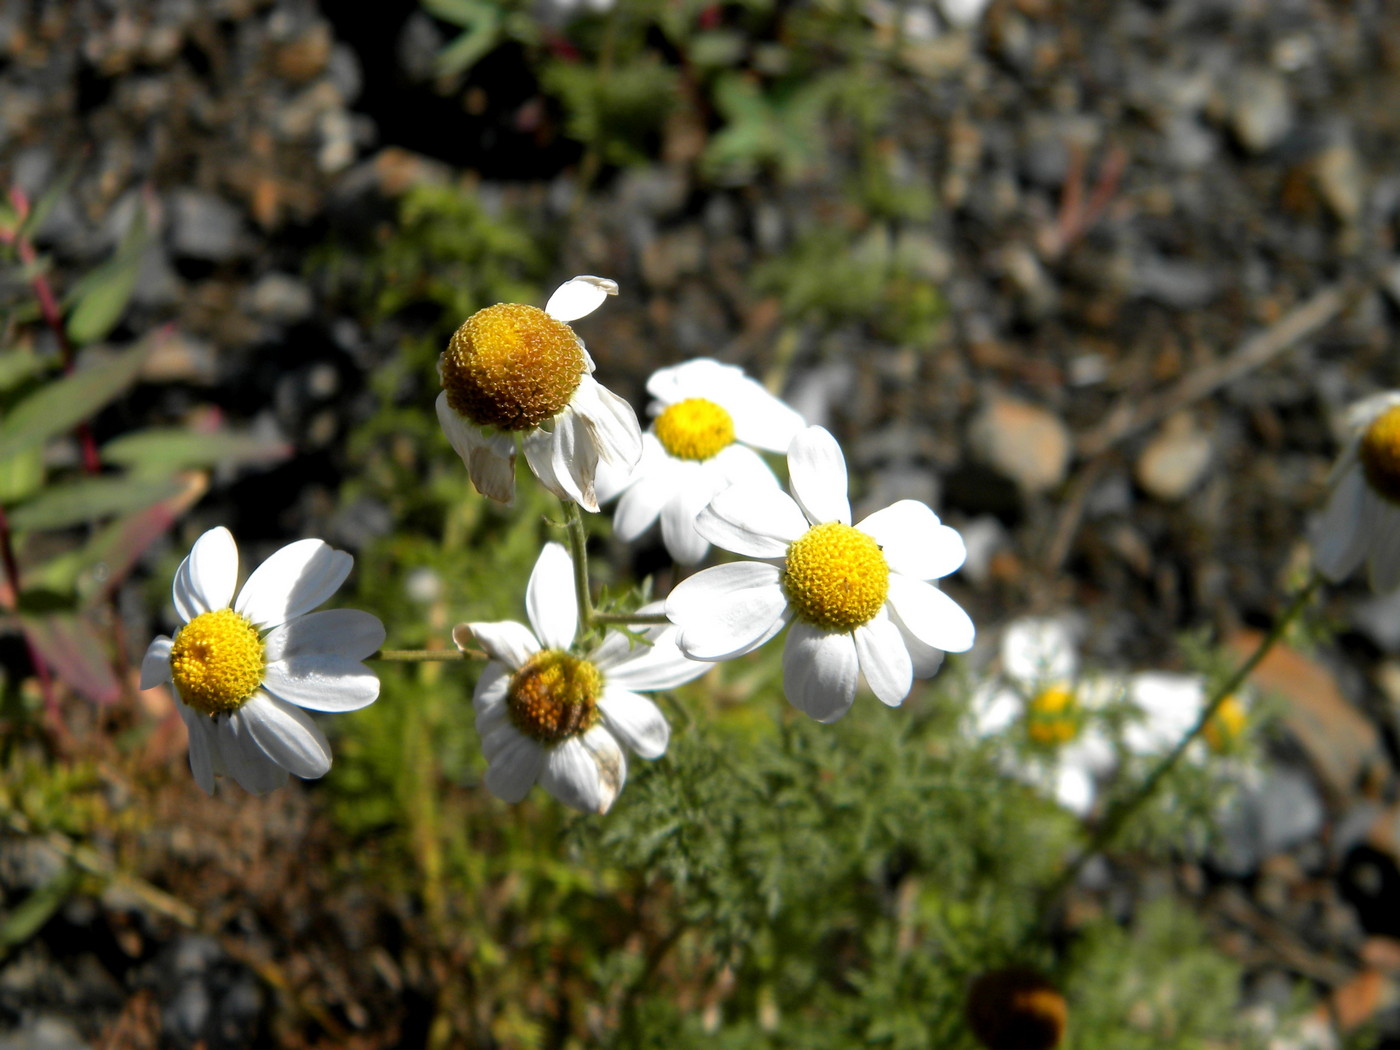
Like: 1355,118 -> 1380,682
2,1 -> 1400,1047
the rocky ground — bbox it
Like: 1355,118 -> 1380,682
4,0 -> 1400,1046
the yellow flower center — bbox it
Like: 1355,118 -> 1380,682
1026,685 -> 1079,746
653,398 -> 736,461
782,522 -> 890,632
1203,694 -> 1247,754
1360,405 -> 1400,505
168,609 -> 266,717
440,303 -> 585,431
507,649 -> 603,745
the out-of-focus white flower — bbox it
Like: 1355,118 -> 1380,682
968,617 -> 1118,816
1312,392 -> 1400,591
436,276 -> 642,512
141,527 -> 384,795
601,358 -> 804,564
666,425 -> 974,723
1125,672 -> 1252,760
457,542 -> 708,813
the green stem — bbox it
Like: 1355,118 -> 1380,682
562,498 -> 597,627
373,649 -> 485,663
591,611 -> 670,626
1041,571 -> 1321,915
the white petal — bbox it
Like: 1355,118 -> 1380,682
173,526 -> 239,621
575,375 -> 643,472
600,625 -> 711,690
264,609 -> 386,662
787,425 -> 851,525
1053,764 -> 1096,816
697,483 -> 808,557
527,542 -> 578,650
464,621 -> 540,669
262,655 -> 380,712
666,562 -> 790,660
235,539 -> 352,630
886,576 -> 975,654
545,275 -> 617,322
548,402 -> 603,510
215,713 -> 289,795
178,706 -> 217,795
599,688 -> 670,758
437,393 -> 517,504
853,615 -> 913,707
659,475 -> 716,566
856,501 -> 966,581
484,733 -> 547,803
968,683 -> 1019,735
472,663 -> 511,719
1124,672 -> 1204,755
782,622 -> 859,723
646,358 -> 740,406
723,383 -> 806,453
1369,503 -> 1400,592
240,692 -> 332,779
1000,617 -> 1077,685
886,601 -> 946,678
1311,466 -> 1369,582
715,442 -> 781,490
522,425 -> 569,502
140,636 -> 173,689
541,729 -> 626,813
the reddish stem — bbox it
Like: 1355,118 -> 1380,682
0,504 -> 65,742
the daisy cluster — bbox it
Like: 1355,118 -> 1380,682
145,277 -> 1364,817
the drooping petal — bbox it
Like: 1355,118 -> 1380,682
1311,465 -> 1369,582
856,501 -> 966,581
463,621 -> 540,670
782,622 -> 859,723
575,375 -> 643,473
787,425 -> 851,526
215,714 -> 289,795
140,636 -> 173,689
437,393 -> 517,504
263,609 -> 385,662
472,662 -> 511,718
484,733 -> 547,803
527,542 -> 578,650
173,526 -> 239,621
853,615 -> 914,707
886,576 -> 975,654
178,705 -> 217,795
262,656 -> 381,712
1369,501 -> 1400,592
666,562 -> 790,660
697,483 -> 808,558
545,275 -> 617,322
659,472 -> 716,565
240,692 -> 332,779
599,688 -> 670,758
521,424 -> 567,501
235,539 -> 352,630
541,728 -> 626,813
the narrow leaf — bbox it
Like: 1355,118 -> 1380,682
0,444 -> 43,505
20,612 -> 122,705
101,428 -> 292,473
65,204 -> 148,346
8,474 -> 184,532
0,340 -> 152,463
0,867 -> 81,955
0,347 -> 41,394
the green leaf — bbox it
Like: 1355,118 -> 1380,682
20,612 -> 121,705
64,203 -> 148,346
0,347 -> 41,394
0,444 -> 43,505
7,473 -> 184,532
0,339 -> 152,463
101,427 -> 292,473
15,159 -> 81,243
75,477 -> 205,607
0,867 -> 81,957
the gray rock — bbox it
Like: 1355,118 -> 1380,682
1229,68 -> 1294,153
1213,766 -> 1326,875
1351,588 -> 1400,654
168,189 -> 246,263
0,1016 -> 90,1050
1132,253 -> 1218,308
247,272 -> 313,324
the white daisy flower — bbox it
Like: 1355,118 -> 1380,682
1124,672 -> 1252,760
140,527 -> 384,795
1312,391 -> 1400,591
456,542 -> 709,814
600,358 -> 806,565
968,617 -> 1118,816
664,425 -> 975,723
435,276 -> 643,513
